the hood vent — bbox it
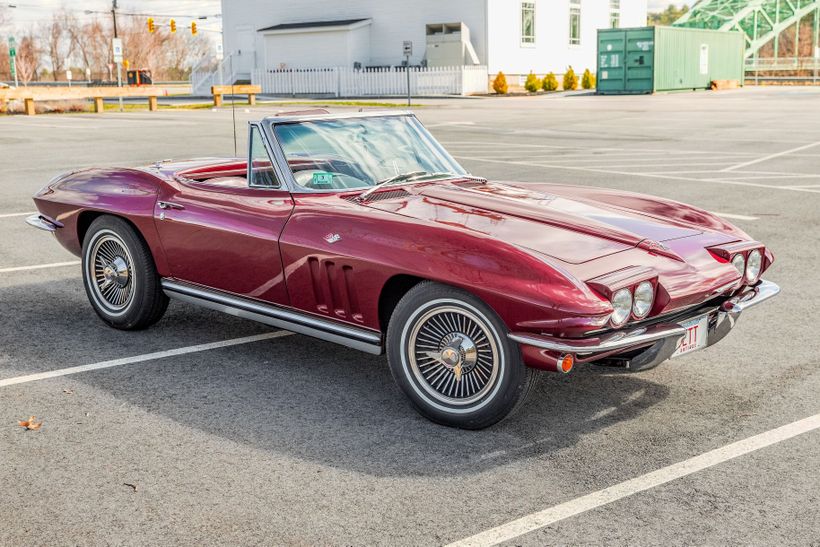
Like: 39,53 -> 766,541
346,189 -> 411,203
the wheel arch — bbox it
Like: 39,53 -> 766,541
378,274 -> 426,334
76,210 -> 169,276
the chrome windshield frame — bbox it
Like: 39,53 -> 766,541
259,111 -> 469,195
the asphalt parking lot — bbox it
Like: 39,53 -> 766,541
1,87 -> 818,545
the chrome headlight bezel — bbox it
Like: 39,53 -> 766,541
632,281 -> 654,318
610,288 -> 633,327
731,254 -> 746,276
746,249 -> 762,282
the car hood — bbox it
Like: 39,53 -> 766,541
363,180 -> 712,264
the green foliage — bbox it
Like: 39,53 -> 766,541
648,4 -> 689,26
581,68 -> 596,90
524,72 -> 540,93
492,71 -> 509,94
542,72 -> 558,91
562,66 -> 578,91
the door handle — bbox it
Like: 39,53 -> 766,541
158,201 -> 185,210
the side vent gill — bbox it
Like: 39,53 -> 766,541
307,257 -> 364,323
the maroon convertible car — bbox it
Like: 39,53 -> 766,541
28,111 -> 779,428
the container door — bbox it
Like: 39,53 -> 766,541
597,31 -> 626,94
625,29 -> 654,93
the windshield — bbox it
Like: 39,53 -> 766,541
272,115 -> 467,191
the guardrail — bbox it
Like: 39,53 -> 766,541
0,86 -> 171,115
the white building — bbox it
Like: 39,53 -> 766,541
219,0 -> 647,88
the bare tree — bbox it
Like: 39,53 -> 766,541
64,14 -> 111,80
42,13 -> 74,80
15,31 -> 43,85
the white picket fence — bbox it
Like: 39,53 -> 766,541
252,66 -> 488,97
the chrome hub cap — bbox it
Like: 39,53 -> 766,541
407,305 -> 500,406
88,233 -> 134,312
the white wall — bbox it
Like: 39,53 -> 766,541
221,0 -> 648,76
222,0 -> 489,73
486,0 -> 648,76
262,25 -> 371,69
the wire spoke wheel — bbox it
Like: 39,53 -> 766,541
407,305 -> 500,406
87,232 -> 134,314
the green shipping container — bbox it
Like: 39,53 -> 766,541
596,26 -> 745,95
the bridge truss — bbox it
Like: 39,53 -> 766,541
674,0 -> 820,76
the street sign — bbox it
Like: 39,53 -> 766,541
403,41 -> 413,57
112,37 -> 123,63
8,37 -> 17,86
66,69 -> 72,81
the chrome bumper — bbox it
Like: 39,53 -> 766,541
25,214 -> 60,233
509,279 -> 780,358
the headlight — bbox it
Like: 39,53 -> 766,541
746,249 -> 762,282
610,288 -> 633,327
632,281 -> 654,318
731,254 -> 745,276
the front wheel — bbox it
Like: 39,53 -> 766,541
386,282 -> 537,429
81,215 -> 168,330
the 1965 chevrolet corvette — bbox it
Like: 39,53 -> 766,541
28,111 -> 779,428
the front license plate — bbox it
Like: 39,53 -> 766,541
671,314 -> 709,358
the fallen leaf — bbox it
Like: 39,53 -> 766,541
18,416 -> 43,431
63,389 -> 74,395
123,483 -> 138,492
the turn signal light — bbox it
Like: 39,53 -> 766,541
559,354 -> 574,374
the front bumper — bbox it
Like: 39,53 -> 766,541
510,279 -> 780,371
25,214 -> 61,233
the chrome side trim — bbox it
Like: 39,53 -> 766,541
161,280 -> 383,355
26,214 -> 59,233
509,323 -> 687,355
721,279 -> 780,314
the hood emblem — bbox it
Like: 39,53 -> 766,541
643,240 -> 670,252
324,233 -> 341,244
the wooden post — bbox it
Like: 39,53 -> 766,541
93,97 -> 105,113
148,96 -> 158,111
248,93 -> 256,106
213,93 -> 223,107
24,98 -> 36,116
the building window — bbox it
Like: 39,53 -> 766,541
569,0 -> 581,45
521,2 -> 536,46
610,0 -> 620,28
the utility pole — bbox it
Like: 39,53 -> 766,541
111,0 -> 124,111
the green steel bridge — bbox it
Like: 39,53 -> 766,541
674,0 -> 820,75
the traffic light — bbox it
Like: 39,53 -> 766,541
170,19 -> 176,33
191,22 -> 197,35
147,18 -> 155,33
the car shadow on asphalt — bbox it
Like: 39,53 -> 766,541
3,282 -> 670,478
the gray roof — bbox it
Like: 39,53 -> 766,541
259,18 -> 370,32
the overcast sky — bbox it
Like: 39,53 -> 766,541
5,0 -> 691,29
3,0 -> 222,32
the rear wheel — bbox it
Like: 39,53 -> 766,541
387,282 -> 536,429
81,216 -> 168,330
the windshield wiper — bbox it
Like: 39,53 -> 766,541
357,171 -> 485,202
357,171 -> 434,201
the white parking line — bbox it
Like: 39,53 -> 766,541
0,331 -> 293,388
710,212 -> 759,221
447,413 -> 820,547
0,212 -> 36,219
453,156 -> 820,194
722,141 -> 820,172
0,261 -> 80,274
